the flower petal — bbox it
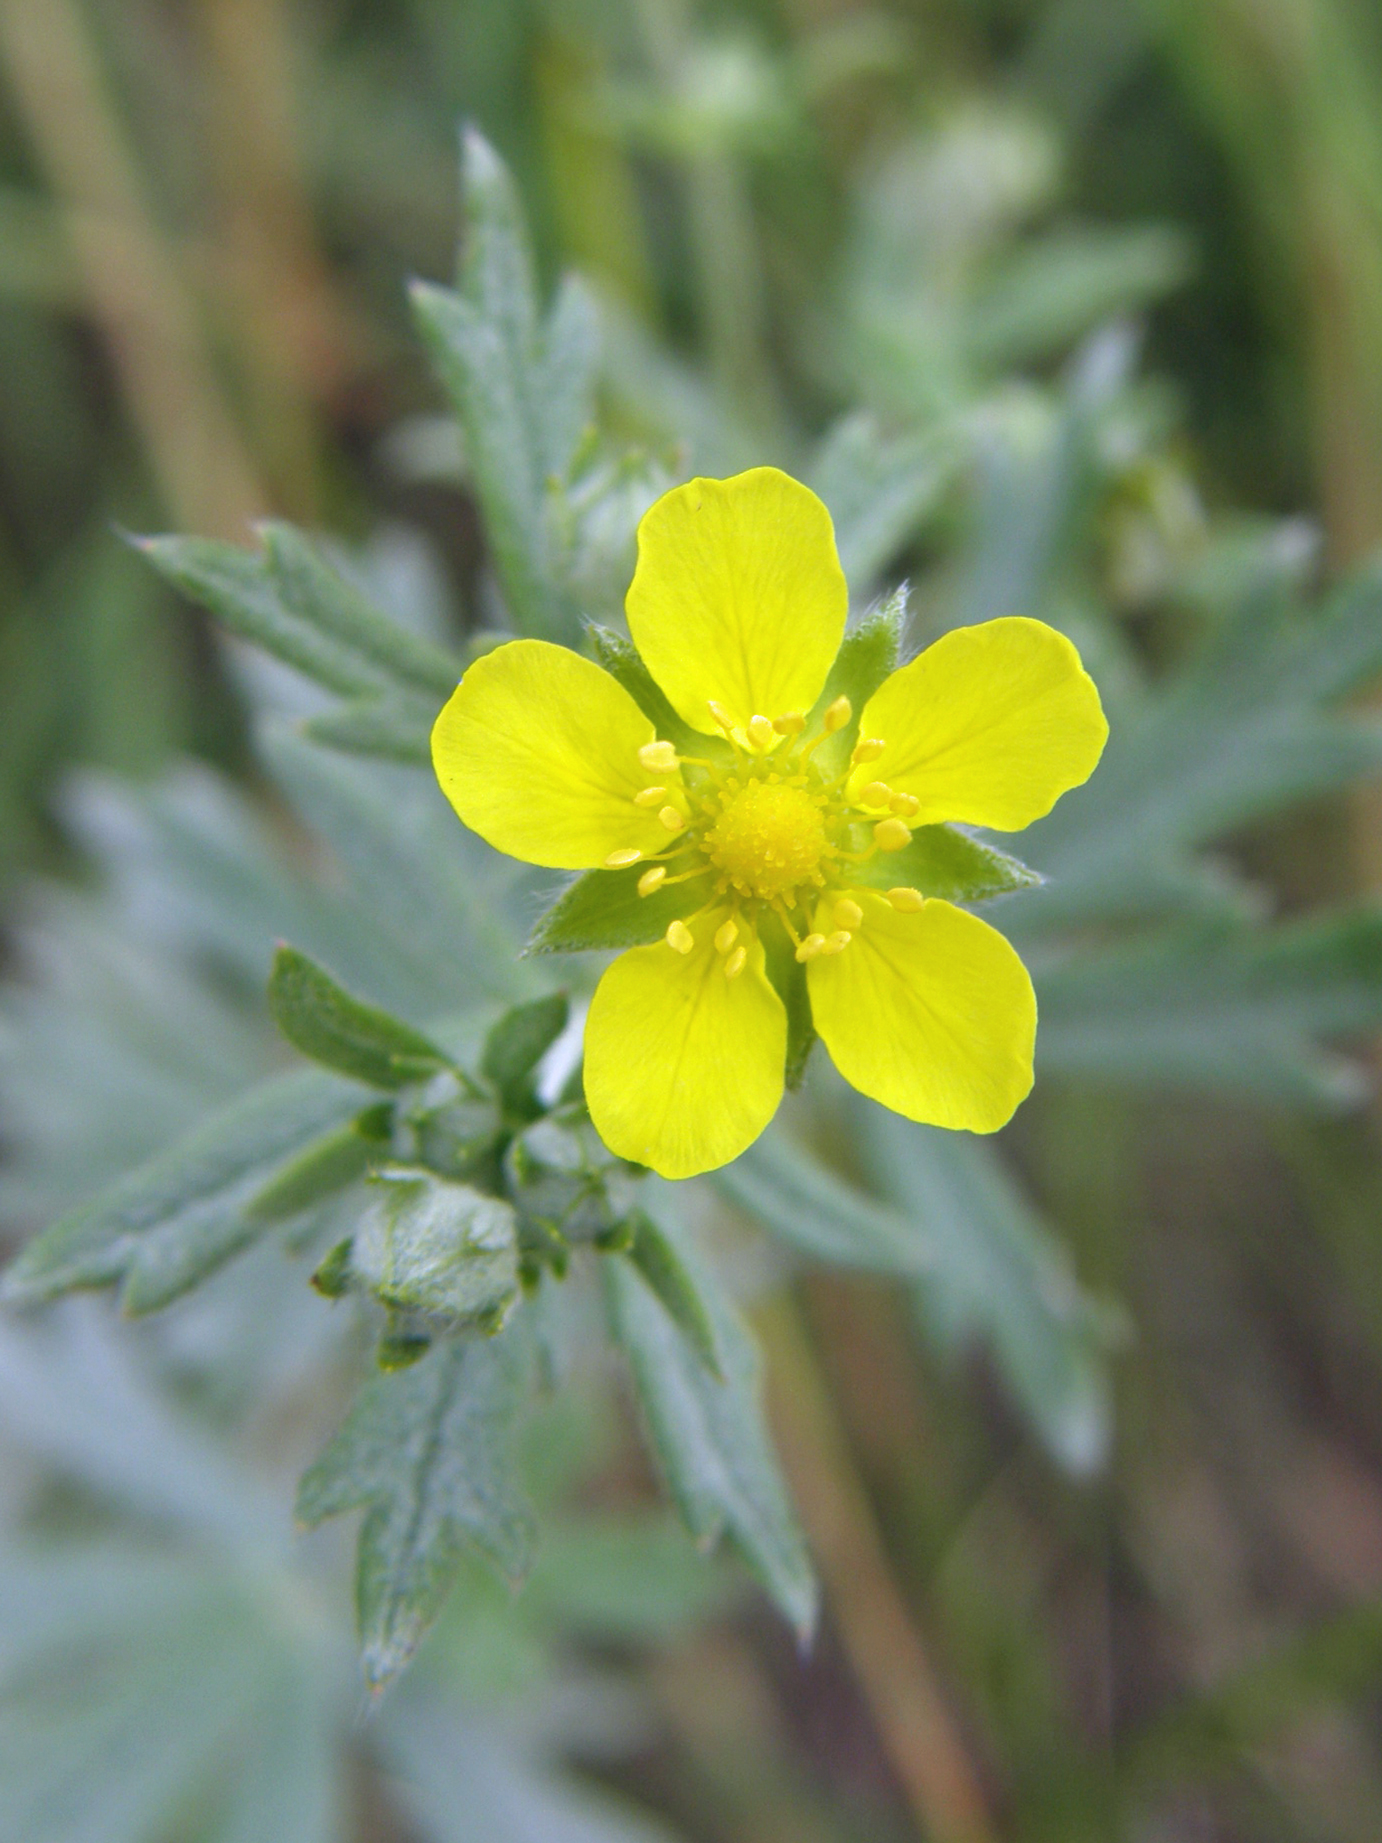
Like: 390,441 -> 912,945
626,468 -> 847,737
807,890 -> 1035,1131
850,617 -> 1107,831
584,918 -> 786,1178
432,639 -> 671,869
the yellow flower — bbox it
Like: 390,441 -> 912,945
433,467 -> 1107,1180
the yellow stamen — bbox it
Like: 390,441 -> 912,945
707,699 -> 737,733
822,695 -> 852,734
821,930 -> 852,955
874,818 -> 911,851
633,785 -> 667,807
723,944 -> 747,980
833,898 -> 863,930
666,919 -> 695,954
639,740 -> 679,773
715,918 -> 739,954
658,806 -> 684,832
852,737 -> 886,763
858,781 -> 892,808
887,886 -> 925,912
773,712 -> 806,734
890,791 -> 919,817
638,865 -> 668,896
606,847 -> 642,868
746,714 -> 776,750
795,932 -> 826,962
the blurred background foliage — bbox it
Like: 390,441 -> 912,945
8,2 -> 1382,1841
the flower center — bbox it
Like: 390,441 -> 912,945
703,778 -> 829,901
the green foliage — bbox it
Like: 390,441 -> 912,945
480,992 -> 569,1115
605,1207 -> 817,1640
525,862 -> 718,956
334,1169 -> 520,1334
3,1069 -> 370,1315
297,1332 -> 535,1689
268,946 -> 455,1090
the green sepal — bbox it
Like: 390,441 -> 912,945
620,1211 -> 724,1380
311,1237 -> 356,1298
760,913 -> 815,1090
348,1167 -> 520,1332
586,624 -> 700,750
481,993 -> 569,1115
245,1118 -> 374,1222
525,863 -> 717,956
808,586 -> 907,776
377,1324 -> 434,1371
847,823 -> 1041,903
269,946 -> 453,1090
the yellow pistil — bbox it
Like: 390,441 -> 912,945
704,779 -> 829,901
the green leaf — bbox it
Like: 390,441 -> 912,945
481,994 -> 569,1112
585,625 -> 700,750
135,536 -> 381,698
245,1119 -> 374,1222
259,522 -> 461,698
298,697 -> 436,766
346,1169 -> 519,1330
1035,911 -> 1382,1107
810,416 -> 956,592
620,1211 -> 723,1379
525,863 -> 717,956
296,1333 -> 534,1688
1018,565 -> 1382,930
847,823 -> 1041,903
604,1207 -> 817,1637
268,947 -> 453,1090
409,130 -> 597,645
3,1068 -> 369,1313
858,1104 -> 1115,1474
528,1513 -> 738,1643
716,1126 -> 931,1273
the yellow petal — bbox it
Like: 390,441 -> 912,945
626,468 -> 847,738
849,617 -> 1107,831
432,639 -> 671,869
584,918 -> 786,1178
807,890 -> 1035,1132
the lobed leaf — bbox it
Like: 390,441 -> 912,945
604,1207 -> 816,1637
345,1169 -> 519,1331
296,1332 -> 534,1688
3,1069 -> 370,1314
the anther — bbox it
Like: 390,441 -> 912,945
658,806 -> 684,832
859,781 -> 892,808
874,818 -> 912,851
773,711 -> 806,734
823,695 -> 852,734
887,886 -> 925,912
821,930 -> 852,955
707,699 -> 737,733
795,933 -> 826,962
890,791 -> 919,817
746,714 -> 776,750
715,918 -> 739,954
852,737 -> 886,763
724,944 -> 747,980
666,920 -> 695,954
633,785 -> 667,806
638,866 -> 667,896
606,847 -> 642,868
833,898 -> 863,930
639,740 -> 679,773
